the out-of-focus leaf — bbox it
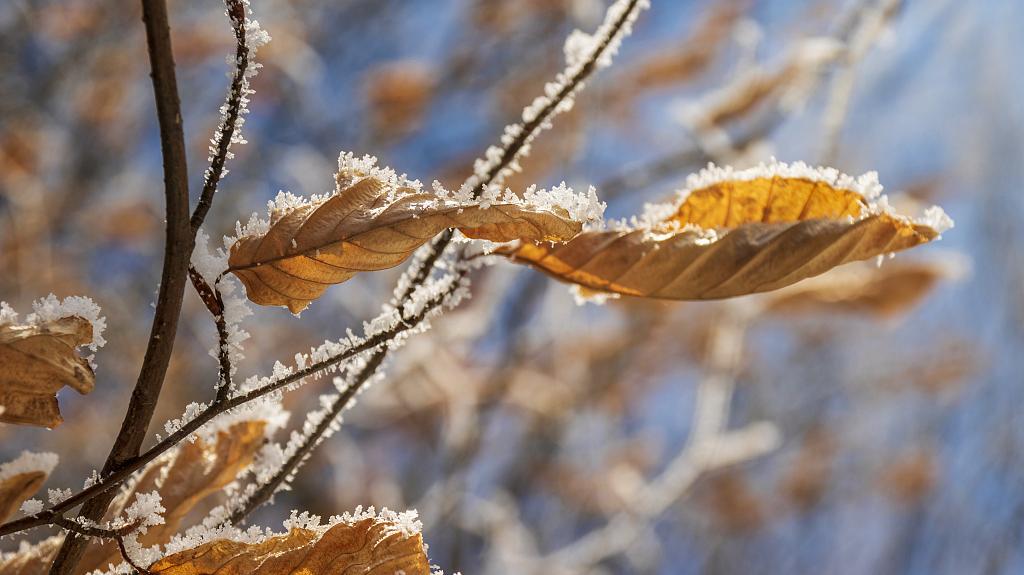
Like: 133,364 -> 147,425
74,421 -> 269,575
228,164 -> 585,312
704,470 -> 764,533
680,38 -> 842,129
780,426 -> 835,511
0,452 -> 57,523
149,515 -> 429,575
604,0 -> 743,112
0,317 -> 94,428
499,162 -> 951,301
763,257 -> 966,317
878,448 -> 936,504
0,536 -> 61,575
364,60 -> 436,139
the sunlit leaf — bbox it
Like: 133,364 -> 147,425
499,161 -> 953,301
228,156 -> 592,312
0,316 -> 95,428
149,513 -> 429,575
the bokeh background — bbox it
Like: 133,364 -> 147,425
0,0 -> 1020,573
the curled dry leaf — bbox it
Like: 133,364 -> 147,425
72,420 -> 269,575
498,161 -> 953,301
149,515 -> 429,575
229,155 -> 592,312
0,316 -> 94,428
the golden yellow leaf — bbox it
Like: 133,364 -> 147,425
149,514 -> 429,575
228,158 -> 589,312
0,316 -> 94,428
74,421 -> 270,575
0,452 -> 57,524
498,162 -> 952,301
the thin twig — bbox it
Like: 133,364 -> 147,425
188,265 -> 223,316
190,0 -> 249,233
226,264 -> 467,523
212,288 -> 233,404
51,517 -> 153,575
48,0 -> 193,572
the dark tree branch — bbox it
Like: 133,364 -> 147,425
48,0 -> 193,571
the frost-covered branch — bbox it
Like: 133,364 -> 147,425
190,0 -> 269,233
397,0 -> 650,311
0,268 -> 460,539
466,0 -> 649,193
50,516 -> 153,575
226,351 -> 387,525
224,264 -> 474,524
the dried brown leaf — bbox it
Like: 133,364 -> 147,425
149,516 -> 429,575
0,316 -> 94,428
228,166 -> 585,312
499,163 -> 951,301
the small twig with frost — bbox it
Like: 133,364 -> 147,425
50,516 -> 152,575
225,264 -> 473,523
190,0 -> 266,233
402,0 -> 649,291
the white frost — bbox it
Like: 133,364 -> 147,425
630,159 -> 954,235
0,450 -> 58,482
19,499 -> 43,516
